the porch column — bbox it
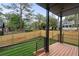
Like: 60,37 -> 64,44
59,11 -> 63,43
44,3 -> 49,53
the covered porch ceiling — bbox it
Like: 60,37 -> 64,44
37,3 -> 79,16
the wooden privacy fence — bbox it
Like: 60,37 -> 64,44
0,30 -> 41,47
41,30 -> 59,40
63,31 -> 78,45
41,30 -> 78,45
0,30 -> 78,47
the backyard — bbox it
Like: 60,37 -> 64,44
0,37 -> 56,56
0,3 -> 79,56
0,30 -> 78,55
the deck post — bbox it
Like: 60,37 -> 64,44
59,11 -> 63,43
44,3 -> 49,53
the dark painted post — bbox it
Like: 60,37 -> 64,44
2,23 -> 5,35
59,11 -> 63,43
44,3 -> 49,53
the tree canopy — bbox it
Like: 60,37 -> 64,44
1,3 -> 33,31
6,14 -> 21,31
49,15 -> 57,30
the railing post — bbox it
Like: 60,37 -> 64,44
44,3 -> 50,53
36,40 -> 38,55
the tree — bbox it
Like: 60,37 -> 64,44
40,21 -> 46,30
0,7 -> 3,22
31,22 -> 39,30
35,13 -> 46,29
65,14 -> 78,27
0,7 -> 3,15
35,13 -> 57,30
1,3 -> 33,31
6,14 -> 21,31
49,15 -> 57,30
65,14 -> 76,21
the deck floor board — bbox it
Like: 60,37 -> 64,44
38,42 -> 78,56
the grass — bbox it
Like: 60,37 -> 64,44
0,37 -> 56,56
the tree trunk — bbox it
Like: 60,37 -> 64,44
19,4 -> 23,31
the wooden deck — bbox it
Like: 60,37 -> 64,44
38,42 -> 78,56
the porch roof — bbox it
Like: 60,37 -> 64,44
37,3 -> 79,16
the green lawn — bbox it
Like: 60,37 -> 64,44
0,37 -> 56,56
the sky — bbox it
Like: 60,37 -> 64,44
0,3 -> 59,19
32,3 -> 46,16
0,3 -> 47,23
0,3 -> 46,16
0,3 -> 56,16
32,4 -> 58,17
